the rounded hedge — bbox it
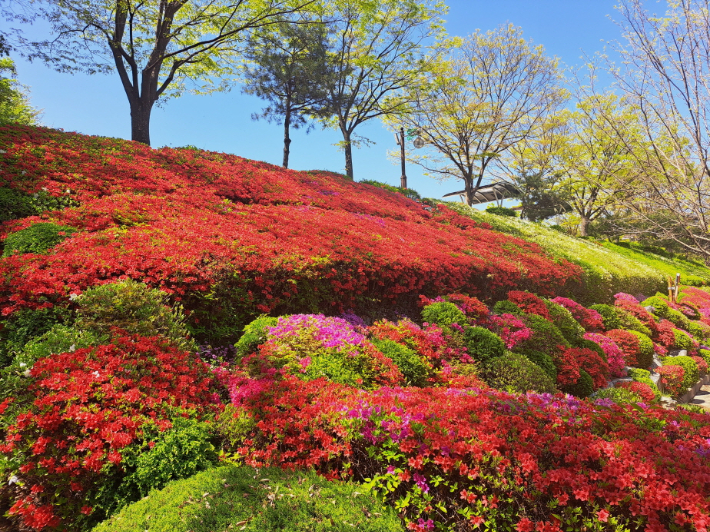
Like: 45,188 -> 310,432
627,331 -> 654,369
589,304 -> 621,331
373,338 -> 428,386
481,352 -> 557,394
591,387 -> 642,405
626,367 -> 662,401
513,314 -> 570,357
666,308 -> 692,331
421,302 -> 467,328
672,329 -> 693,351
686,321 -> 710,342
545,300 -> 584,342
574,338 -> 607,363
520,350 -> 557,382
642,296 -> 670,318
663,355 -> 699,391
2,222 -> 77,256
92,465 -> 405,532
615,308 -> 652,337
463,326 -> 505,363
234,315 -> 279,358
0,306 -> 74,368
560,369 -> 594,398
492,300 -> 524,316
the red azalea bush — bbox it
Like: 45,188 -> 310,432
606,329 -> 640,367
0,334 -> 222,531
551,297 -> 604,331
618,380 -> 657,403
487,313 -> 532,350
419,293 -> 489,320
692,355 -> 709,377
678,287 -> 710,324
614,295 -> 659,336
224,378 -> 710,532
0,126 -> 581,344
556,347 -> 609,390
583,332 -> 626,378
507,291 -> 551,321
655,365 -> 686,398
654,319 -> 678,348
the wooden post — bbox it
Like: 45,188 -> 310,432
668,276 -> 674,302
399,127 -> 407,190
675,273 -> 681,303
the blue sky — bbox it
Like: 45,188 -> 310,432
7,0 -> 622,200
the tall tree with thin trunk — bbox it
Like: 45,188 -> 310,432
391,24 -> 565,205
317,0 -> 446,180
4,0 -> 316,145
241,18 -> 330,168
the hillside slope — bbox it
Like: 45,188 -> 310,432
0,126 -> 580,343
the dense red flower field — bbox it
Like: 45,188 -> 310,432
0,126 -> 581,340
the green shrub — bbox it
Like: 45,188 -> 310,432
485,205 -> 517,217
92,417 -> 219,520
686,321 -> 710,342
627,331 -> 654,369
663,355 -> 700,391
545,300 -> 584,342
628,368 -> 663,401
76,279 -> 194,351
560,369 -> 594,398
492,300 -> 524,316
642,296 -> 670,318
421,301 -> 467,328
0,187 -> 78,224
92,465 -> 404,532
591,387 -> 643,405
2,222 -> 77,256
513,314 -> 570,357
0,306 -> 73,367
699,349 -> 710,366
234,315 -> 278,359
520,350 -> 557,381
615,308 -> 652,337
373,338 -> 428,386
589,304 -> 621,331
677,403 -> 707,414
481,352 -> 556,394
673,329 -> 693,350
666,308 -> 691,331
359,179 -> 422,201
463,326 -> 505,363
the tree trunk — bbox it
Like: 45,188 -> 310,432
130,100 -> 153,145
342,129 -> 354,180
283,111 -> 291,169
578,216 -> 590,237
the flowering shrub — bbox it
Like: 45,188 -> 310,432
692,355 -> 709,377
614,294 -> 658,336
557,347 -> 609,391
551,296 -> 604,331
627,330 -> 655,369
654,319 -> 677,348
507,291 -> 550,320
487,313 -> 532,350
618,380 -> 657,403
0,334 -> 222,531
663,356 -> 699,392
583,333 -> 626,378
606,329 -> 640,367
419,293 -> 489,320
655,365 -> 686,398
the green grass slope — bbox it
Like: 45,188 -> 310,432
446,204 -> 710,303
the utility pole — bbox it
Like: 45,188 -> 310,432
395,127 -> 407,189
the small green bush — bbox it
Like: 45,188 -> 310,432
686,321 -> 710,342
545,300 -> 584,342
643,296 -> 670,318
0,187 -> 78,224
677,403 -> 707,414
76,279 -> 194,351
92,417 -> 219,519
628,368 -> 663,401
699,349 -> 710,366
492,300 -> 524,316
421,301 -> 467,328
513,314 -> 570,357
627,331 -> 654,369
481,352 -> 556,394
560,369 -> 594,398
0,306 -> 73,367
666,308 -> 691,331
589,304 -> 621,331
615,308 -> 652,337
373,338 -> 428,386
463,326 -> 505,363
2,222 -> 77,256
663,355 -> 700,391
485,205 -> 517,217
520,350 -> 557,381
672,329 -> 693,351
591,387 -> 643,405
234,315 -> 278,358
92,465 -> 404,532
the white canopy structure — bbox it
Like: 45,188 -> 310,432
442,181 -> 521,205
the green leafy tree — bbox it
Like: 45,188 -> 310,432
241,18 -> 331,168
318,0 -> 446,180
392,24 -> 566,205
5,0 -> 317,145
0,57 -> 39,126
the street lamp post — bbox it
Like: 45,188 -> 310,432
395,127 -> 407,189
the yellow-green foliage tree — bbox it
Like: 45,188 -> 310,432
0,57 -> 39,126
390,24 -> 566,205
